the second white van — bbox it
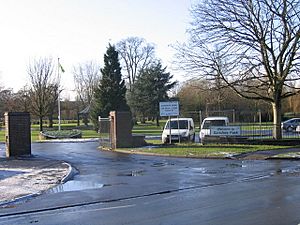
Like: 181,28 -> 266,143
199,117 -> 229,141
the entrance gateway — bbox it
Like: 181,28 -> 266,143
98,111 -> 145,149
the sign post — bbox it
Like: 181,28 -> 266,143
159,101 -> 179,144
169,116 -> 171,144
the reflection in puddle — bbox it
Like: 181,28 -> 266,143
48,180 -> 104,193
274,168 -> 300,177
226,163 -> 248,168
118,170 -> 145,177
151,162 -> 169,167
191,167 -> 206,173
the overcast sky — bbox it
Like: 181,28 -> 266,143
0,0 -> 193,99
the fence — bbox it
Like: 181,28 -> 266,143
183,109 -> 265,126
182,109 -> 300,140
238,123 -> 300,140
98,117 -> 112,149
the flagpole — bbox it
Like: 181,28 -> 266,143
58,58 -> 61,131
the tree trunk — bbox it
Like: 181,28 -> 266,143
77,113 -> 80,127
156,116 -> 159,127
141,115 -> 145,124
83,115 -> 89,126
272,101 -> 282,140
48,115 -> 53,128
39,116 -> 43,132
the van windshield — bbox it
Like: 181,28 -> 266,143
202,120 -> 226,129
166,120 -> 188,129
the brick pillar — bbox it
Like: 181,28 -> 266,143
109,111 -> 133,148
110,113 -> 116,149
5,112 -> 31,157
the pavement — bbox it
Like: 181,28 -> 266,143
0,156 -> 73,206
0,138 -> 98,206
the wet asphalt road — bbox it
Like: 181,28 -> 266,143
1,142 -> 300,225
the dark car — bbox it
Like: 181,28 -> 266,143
281,118 -> 300,132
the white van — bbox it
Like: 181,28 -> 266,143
199,117 -> 229,141
162,118 -> 195,143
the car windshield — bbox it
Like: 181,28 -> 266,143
285,119 -> 299,124
202,120 -> 226,129
166,120 -> 189,129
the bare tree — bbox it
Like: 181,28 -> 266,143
0,88 -> 15,115
73,61 -> 100,107
14,86 -> 31,112
27,57 -> 60,131
116,37 -> 156,91
175,0 -> 300,139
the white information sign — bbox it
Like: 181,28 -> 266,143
211,126 -> 241,136
159,101 -> 179,117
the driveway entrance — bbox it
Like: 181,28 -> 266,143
0,142 -> 300,225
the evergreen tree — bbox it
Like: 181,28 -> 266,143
128,62 -> 177,126
91,44 -> 129,128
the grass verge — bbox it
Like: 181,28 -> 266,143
116,141 -> 291,158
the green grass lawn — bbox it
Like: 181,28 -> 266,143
132,121 -> 165,136
118,141 -> 290,158
0,127 -> 99,142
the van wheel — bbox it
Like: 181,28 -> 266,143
162,138 -> 168,144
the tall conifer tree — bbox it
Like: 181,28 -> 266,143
91,44 -> 129,128
128,62 -> 177,126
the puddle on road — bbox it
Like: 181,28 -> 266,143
47,180 -> 105,193
226,163 -> 247,168
117,170 -> 145,177
151,162 -> 172,167
191,167 -> 206,173
181,167 -> 225,176
273,168 -> 300,177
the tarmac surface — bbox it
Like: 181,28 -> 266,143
1,141 -> 300,224
0,140 -> 299,206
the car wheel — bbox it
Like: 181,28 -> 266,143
287,126 -> 293,132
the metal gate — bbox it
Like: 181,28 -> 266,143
98,117 -> 112,149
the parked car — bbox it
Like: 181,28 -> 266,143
199,117 -> 229,141
281,118 -> 300,132
161,118 -> 195,143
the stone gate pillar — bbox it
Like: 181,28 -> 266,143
109,111 -> 145,149
5,112 -> 31,157
110,111 -> 133,148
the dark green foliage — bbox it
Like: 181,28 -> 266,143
128,62 -> 177,125
91,44 -> 129,129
